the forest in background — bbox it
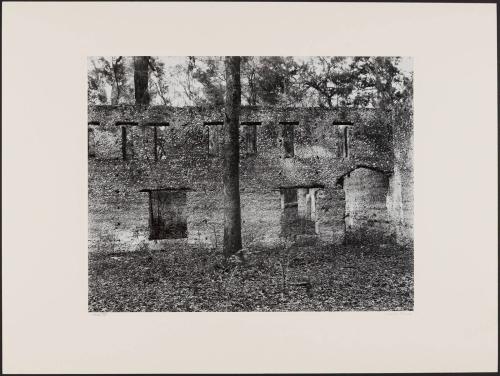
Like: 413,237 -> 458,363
88,56 -> 413,110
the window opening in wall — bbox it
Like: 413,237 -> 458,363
147,190 -> 188,240
280,122 -> 297,158
121,126 -> 127,160
88,128 -> 96,158
343,126 -> 349,158
205,121 -> 223,156
147,122 -> 169,161
333,122 -> 352,158
280,187 -> 319,237
117,122 -> 138,160
242,121 -> 259,155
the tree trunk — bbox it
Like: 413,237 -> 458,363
223,56 -> 242,257
134,56 -> 150,105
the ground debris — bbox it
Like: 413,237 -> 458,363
88,243 -> 413,312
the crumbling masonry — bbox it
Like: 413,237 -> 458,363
88,105 -> 413,252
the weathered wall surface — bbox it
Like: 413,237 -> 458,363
387,105 -> 414,246
340,167 -> 395,244
88,105 -> 394,252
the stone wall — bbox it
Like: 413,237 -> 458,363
388,104 -> 414,246
88,105 -> 394,252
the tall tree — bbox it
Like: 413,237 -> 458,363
134,56 -> 150,105
223,56 -> 242,257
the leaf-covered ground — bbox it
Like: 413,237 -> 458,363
88,243 -> 413,312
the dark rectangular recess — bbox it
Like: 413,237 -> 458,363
280,187 -> 317,237
116,121 -> 139,126
142,123 -> 169,161
140,187 -> 193,193
343,127 -> 349,157
148,190 -> 188,240
282,188 -> 298,208
241,121 -> 262,126
145,122 -> 169,127
88,128 -> 96,158
116,122 -> 138,161
154,126 -> 168,161
244,123 -> 258,155
277,184 -> 325,190
121,126 -> 127,160
282,122 -> 295,158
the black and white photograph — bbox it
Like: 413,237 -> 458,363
4,2 -> 498,373
88,56 -> 414,312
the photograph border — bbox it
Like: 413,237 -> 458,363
2,2 -> 498,373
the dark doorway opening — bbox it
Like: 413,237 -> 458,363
280,187 -> 319,237
148,190 -> 188,240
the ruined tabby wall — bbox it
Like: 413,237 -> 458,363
387,105 -> 414,246
88,105 -> 393,252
